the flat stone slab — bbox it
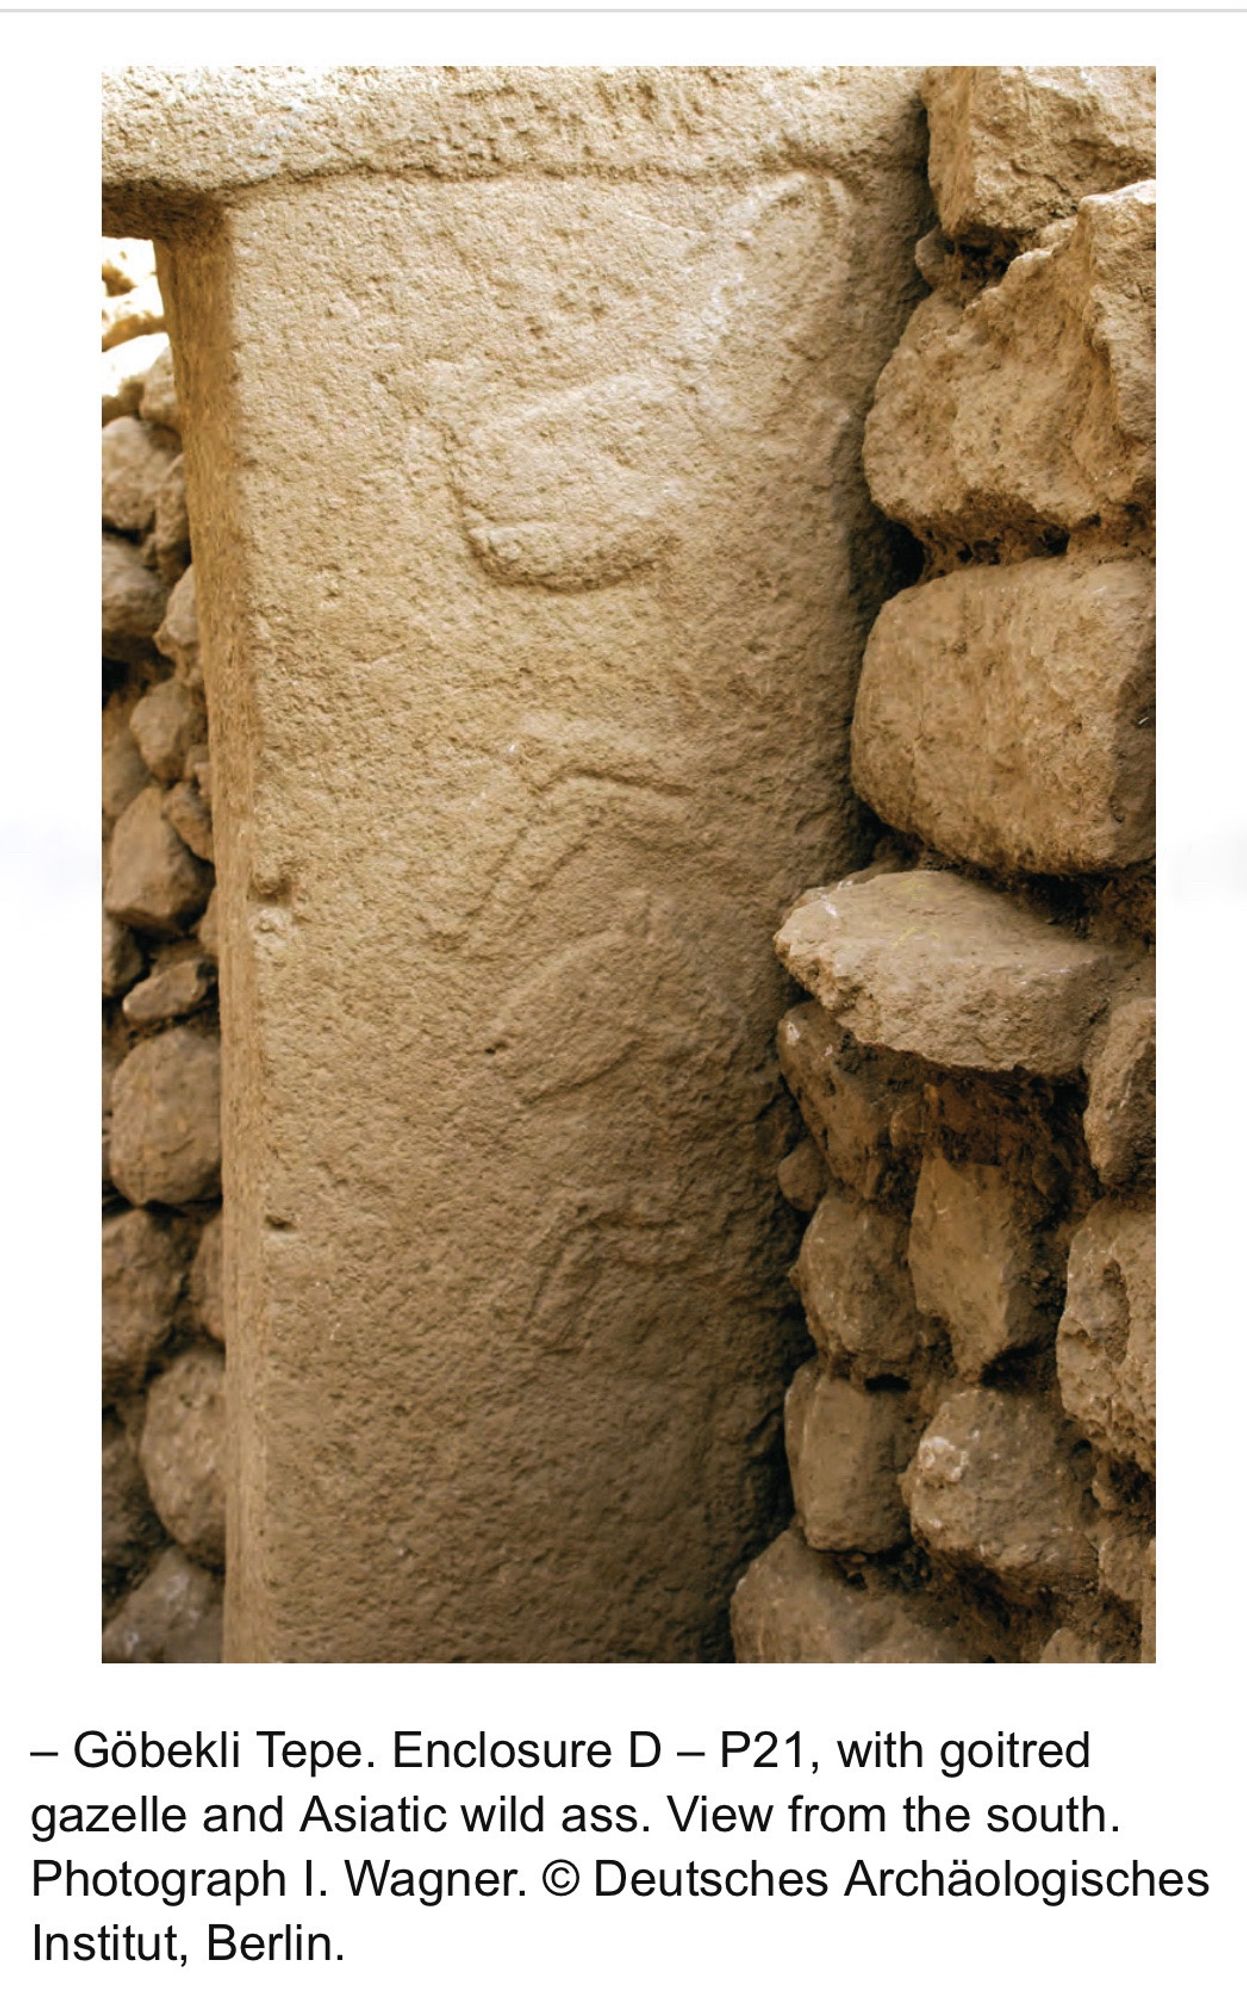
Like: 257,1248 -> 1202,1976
775,869 -> 1121,1076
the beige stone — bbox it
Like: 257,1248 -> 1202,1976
190,1212 -> 223,1344
103,912 -> 143,998
105,786 -> 211,935
902,1388 -> 1097,1599
852,554 -> 1155,875
1084,992 -> 1155,1189
106,66 -> 932,1663
785,1362 -> 915,1551
794,1191 -> 924,1378
864,181 -> 1155,548
1057,1199 -> 1155,1475
776,1138 -> 827,1215
154,564 -> 199,684
731,1525 -> 981,1662
776,1002 -> 918,1203
140,1343 -> 226,1568
1041,1627 -> 1110,1664
102,414 -> 178,535
102,705 -> 149,827
197,886 -> 219,960
108,1027 -> 221,1206
122,954 -> 214,1026
102,1206 -> 189,1397
152,453 -> 190,581
922,67 -> 1155,244
163,778 -> 213,861
908,1155 -> 1056,1377
102,1412 -> 163,1593
129,677 -> 205,782
102,533 -> 167,659
103,1546 -> 224,1663
140,345 -> 180,431
776,869 -> 1121,1077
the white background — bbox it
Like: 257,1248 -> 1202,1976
0,7 -> 1241,1996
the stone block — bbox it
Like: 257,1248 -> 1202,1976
852,554 -> 1155,875
731,1525 -> 981,1663
105,786 -> 212,935
122,953 -> 215,1027
1057,1199 -> 1155,1474
794,1191 -> 924,1378
864,181 -> 1155,548
922,67 -> 1155,244
102,705 -> 149,827
102,1206 -> 190,1397
1084,992 -> 1155,1189
140,1343 -> 226,1569
102,533 -> 167,660
785,1362 -> 915,1551
155,565 -> 199,685
102,414 -> 178,535
108,1027 -> 221,1206
902,1387 -> 1097,1599
103,912 -> 143,998
776,1001 -> 919,1203
163,778 -> 213,861
908,1154 -> 1057,1377
102,1546 -> 223,1664
776,869 -> 1122,1077
129,677 -> 205,782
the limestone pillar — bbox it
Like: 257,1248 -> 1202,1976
104,67 -> 927,1661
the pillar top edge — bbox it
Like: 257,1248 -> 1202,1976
103,64 -> 926,234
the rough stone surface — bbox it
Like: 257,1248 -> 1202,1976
777,1001 -> 918,1203
731,1525 -> 984,1662
102,533 -> 167,658
864,181 -> 1155,549
107,67 -> 933,1663
1057,1199 -> 1155,1475
197,886 -> 219,960
122,953 -> 214,1026
163,778 -> 213,861
102,1412 -> 163,1594
1084,992 -> 1155,1189
104,785 -> 211,934
785,1362 -> 915,1551
108,1027 -> 221,1206
852,554 -> 1155,875
102,705 -> 149,826
922,67 -> 1155,244
153,454 -> 191,580
139,344 -> 180,431
776,1138 -> 827,1215
776,869 -> 1122,1076
103,912 -> 144,998
794,1191 -> 924,1378
102,1546 -> 224,1663
140,1343 -> 226,1569
155,565 -> 199,684
102,414 -> 178,535
908,1155 -> 1057,1377
129,677 -> 205,781
190,1212 -> 223,1343
102,1206 -> 189,1397
902,1388 -> 1097,1599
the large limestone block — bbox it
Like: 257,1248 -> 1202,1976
1084,992 -> 1155,1189
103,1546 -> 223,1664
108,1027 -> 221,1206
865,181 -> 1155,548
776,869 -> 1121,1076
731,1525 -> 981,1662
922,67 -> 1155,244
140,1343 -> 226,1568
1057,1199 -> 1155,1474
105,785 -> 212,934
794,1191 -> 924,1378
777,1001 -> 919,1203
785,1362 -> 915,1551
107,68 -> 932,1663
852,554 -> 1155,875
102,1206 -> 190,1397
902,1388 -> 1097,1600
908,1155 -> 1057,1378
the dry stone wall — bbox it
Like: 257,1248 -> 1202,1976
733,67 -> 1156,1666
102,239 -> 224,1662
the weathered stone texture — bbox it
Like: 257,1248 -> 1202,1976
102,1206 -> 189,1397
102,1412 -> 164,1595
129,677 -> 205,782
102,532 -> 167,658
102,414 -> 178,534
155,565 -> 199,684
908,1155 -> 1056,1378
776,869 -> 1121,1076
189,1212 -> 223,1343
785,1362 -> 915,1551
852,554 -> 1155,875
731,1526 -> 982,1663
922,67 -> 1155,244
794,1191 -> 924,1379
1084,991 -> 1155,1189
777,1001 -> 918,1203
121,953 -> 214,1026
107,1027 -> 221,1206
902,1388 -> 1097,1600
1057,1199 -> 1155,1475
103,1546 -> 223,1663
140,1344 -> 226,1569
864,181 -> 1155,549
105,785 -> 211,934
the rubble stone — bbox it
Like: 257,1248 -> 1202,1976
777,1001 -> 918,1202
140,1343 -> 226,1569
908,1155 -> 1057,1377
776,1138 -> 827,1214
102,707 -> 149,827
102,1205 -> 189,1397
101,414 -> 178,535
154,565 -> 199,685
102,1412 -> 163,1592
1057,1199 -> 1155,1475
864,182 -> 1155,548
102,533 -> 167,659
129,677 -> 205,782
153,454 -> 190,581
103,913 -> 143,998
102,1546 -> 224,1663
776,869 -> 1121,1077
794,1191 -> 924,1378
852,554 -> 1155,875
190,1212 -> 223,1343
1084,992 -> 1155,1189
105,786 -> 211,935
785,1362 -> 915,1552
902,1388 -> 1097,1599
197,887 -> 220,960
922,67 -> 1156,244
139,345 -> 180,431
122,954 -> 214,1027
108,1027 -> 221,1206
731,1526 -> 982,1663
163,778 -> 213,861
